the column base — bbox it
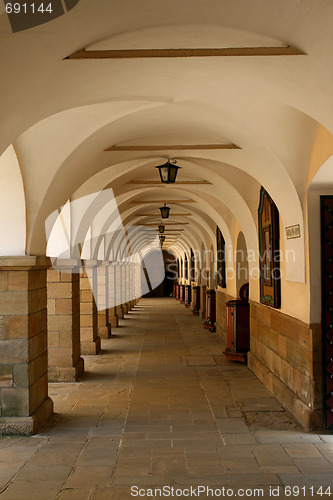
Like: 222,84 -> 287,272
122,303 -> 129,314
0,397 -> 53,436
81,337 -> 101,355
109,315 -> 118,328
116,306 -> 124,319
98,325 -> 111,339
48,357 -> 84,383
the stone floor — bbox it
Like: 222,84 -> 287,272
0,297 -> 332,499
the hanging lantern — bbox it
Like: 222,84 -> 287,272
155,160 -> 181,184
159,203 -> 170,219
158,224 -> 165,234
159,235 -> 166,243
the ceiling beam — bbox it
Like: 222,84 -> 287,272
136,213 -> 192,216
127,180 -> 211,185
67,46 -> 305,60
129,200 -> 196,204
106,144 -> 239,151
141,222 -> 189,226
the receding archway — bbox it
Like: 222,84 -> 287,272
236,231 -> 248,297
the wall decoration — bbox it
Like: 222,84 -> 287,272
258,187 -> 281,308
216,226 -> 226,288
190,248 -> 195,281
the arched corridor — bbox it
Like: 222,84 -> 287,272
0,298 -> 331,499
2,1 -> 333,496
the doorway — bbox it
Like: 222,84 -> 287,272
321,196 -> 333,430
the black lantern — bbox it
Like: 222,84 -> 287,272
155,160 -> 181,184
158,224 -> 165,234
159,235 -> 166,243
159,203 -> 170,219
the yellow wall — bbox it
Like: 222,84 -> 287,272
307,125 -> 333,323
307,124 -> 333,188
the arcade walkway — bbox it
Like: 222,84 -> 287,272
0,298 -> 332,499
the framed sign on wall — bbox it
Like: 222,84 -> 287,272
258,187 -> 281,308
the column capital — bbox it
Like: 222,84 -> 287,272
83,259 -> 99,268
0,256 -> 51,270
50,258 -> 82,271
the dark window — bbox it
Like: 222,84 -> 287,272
216,226 -> 226,288
190,248 -> 195,281
184,253 -> 188,280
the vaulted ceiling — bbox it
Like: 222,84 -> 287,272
0,0 -> 332,283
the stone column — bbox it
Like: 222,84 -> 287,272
96,262 -> 111,339
115,265 -> 124,319
125,264 -> 131,312
122,265 -> 128,314
0,256 -> 53,435
80,261 -> 101,355
47,259 -> 84,382
129,265 -> 135,309
108,264 -> 118,328
135,264 -> 142,303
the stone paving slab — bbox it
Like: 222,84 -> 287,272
0,480 -> 65,499
58,489 -> 93,500
0,298 -> 332,499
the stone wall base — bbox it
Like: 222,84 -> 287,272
0,397 -> 53,436
248,352 -> 323,431
215,322 -> 226,344
81,337 -> 101,355
200,285 -> 206,319
48,357 -> 84,383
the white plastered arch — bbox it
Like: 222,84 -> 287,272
0,145 -> 26,256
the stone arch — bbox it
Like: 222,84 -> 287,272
236,231 -> 248,297
308,154 -> 333,323
0,146 -> 26,256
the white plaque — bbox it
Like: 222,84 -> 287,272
285,224 -> 301,239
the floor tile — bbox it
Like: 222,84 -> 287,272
0,299 -> 329,498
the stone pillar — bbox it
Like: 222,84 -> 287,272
96,262 -> 111,339
135,264 -> 142,303
108,264 -> 118,328
129,265 -> 135,309
0,256 -> 53,435
122,265 -> 128,314
115,265 -> 124,319
47,259 -> 84,382
125,265 -> 131,313
80,261 -> 101,355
